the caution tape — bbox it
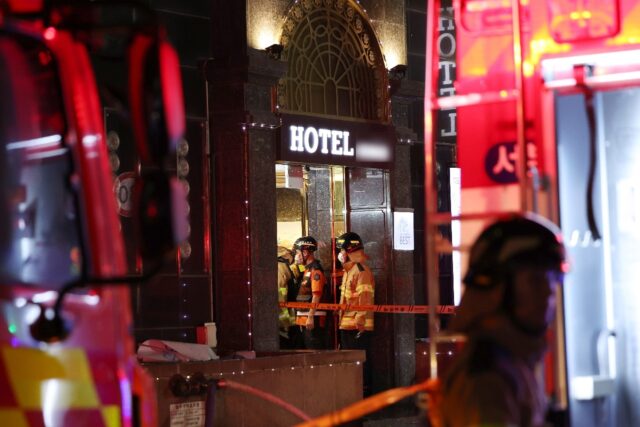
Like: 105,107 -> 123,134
279,302 -> 455,314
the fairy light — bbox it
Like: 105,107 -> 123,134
242,124 -> 253,350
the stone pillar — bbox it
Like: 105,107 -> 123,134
207,32 -> 287,350
390,80 -> 423,387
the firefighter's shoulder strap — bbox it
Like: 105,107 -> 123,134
307,260 -> 327,288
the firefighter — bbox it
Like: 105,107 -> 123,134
293,236 -> 328,349
336,231 -> 374,396
277,246 -> 300,349
438,213 -> 567,427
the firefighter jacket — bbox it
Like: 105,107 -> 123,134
440,313 -> 548,427
338,250 -> 374,331
295,259 -> 327,327
277,247 -> 296,333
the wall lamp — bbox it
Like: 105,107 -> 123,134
388,64 -> 407,96
265,43 -> 284,60
388,64 -> 408,81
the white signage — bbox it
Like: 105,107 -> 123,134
450,167 -> 462,305
393,211 -> 414,251
280,114 -> 395,168
289,125 -> 354,156
113,171 -> 136,217
169,401 -> 205,427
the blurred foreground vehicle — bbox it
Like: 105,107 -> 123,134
0,0 -> 187,425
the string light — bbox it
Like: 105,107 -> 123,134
147,362 -> 365,388
241,124 -> 253,349
241,122 -> 279,130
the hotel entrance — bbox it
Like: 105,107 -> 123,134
276,162 -> 390,350
276,163 -> 346,264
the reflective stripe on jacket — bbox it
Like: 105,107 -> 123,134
295,260 -> 327,327
339,250 -> 374,331
277,259 -> 294,329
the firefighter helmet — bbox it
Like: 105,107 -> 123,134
452,213 -> 567,335
293,236 -> 318,252
463,213 -> 567,289
336,232 -> 364,252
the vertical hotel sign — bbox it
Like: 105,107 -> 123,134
437,0 -> 456,145
437,0 -> 457,294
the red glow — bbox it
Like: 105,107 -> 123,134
43,27 -> 56,41
459,0 -> 531,34
38,50 -> 52,66
547,0 -> 620,42
128,34 -> 153,162
146,202 -> 158,218
7,0 -> 42,14
159,42 -> 185,150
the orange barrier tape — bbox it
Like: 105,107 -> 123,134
294,378 -> 441,427
280,302 -> 455,314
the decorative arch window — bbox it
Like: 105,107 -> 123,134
278,0 -> 389,123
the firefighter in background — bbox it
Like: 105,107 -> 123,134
438,214 -> 567,427
337,231 -> 375,396
277,246 -> 300,349
293,236 -> 328,349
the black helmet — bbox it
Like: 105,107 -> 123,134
463,213 -> 567,289
293,236 -> 318,252
336,232 -> 364,252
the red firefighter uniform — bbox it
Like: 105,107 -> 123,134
339,251 -> 374,331
295,260 -> 327,327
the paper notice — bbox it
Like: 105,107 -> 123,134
169,401 -> 206,427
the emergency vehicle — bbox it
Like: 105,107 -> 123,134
423,0 -> 640,425
0,1 -> 187,426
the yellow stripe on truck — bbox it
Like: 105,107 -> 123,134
0,409 -> 29,427
102,405 -> 122,427
2,347 -> 100,409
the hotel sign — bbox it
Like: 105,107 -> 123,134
279,114 -> 395,169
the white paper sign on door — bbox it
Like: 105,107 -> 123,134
393,210 -> 414,251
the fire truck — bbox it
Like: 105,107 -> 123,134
0,1 -> 186,426
423,0 -> 640,426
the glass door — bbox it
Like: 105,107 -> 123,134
275,163 -> 346,348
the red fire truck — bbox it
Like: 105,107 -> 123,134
0,1 -> 186,425
424,0 -> 640,425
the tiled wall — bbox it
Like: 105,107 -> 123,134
97,0 -> 213,344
